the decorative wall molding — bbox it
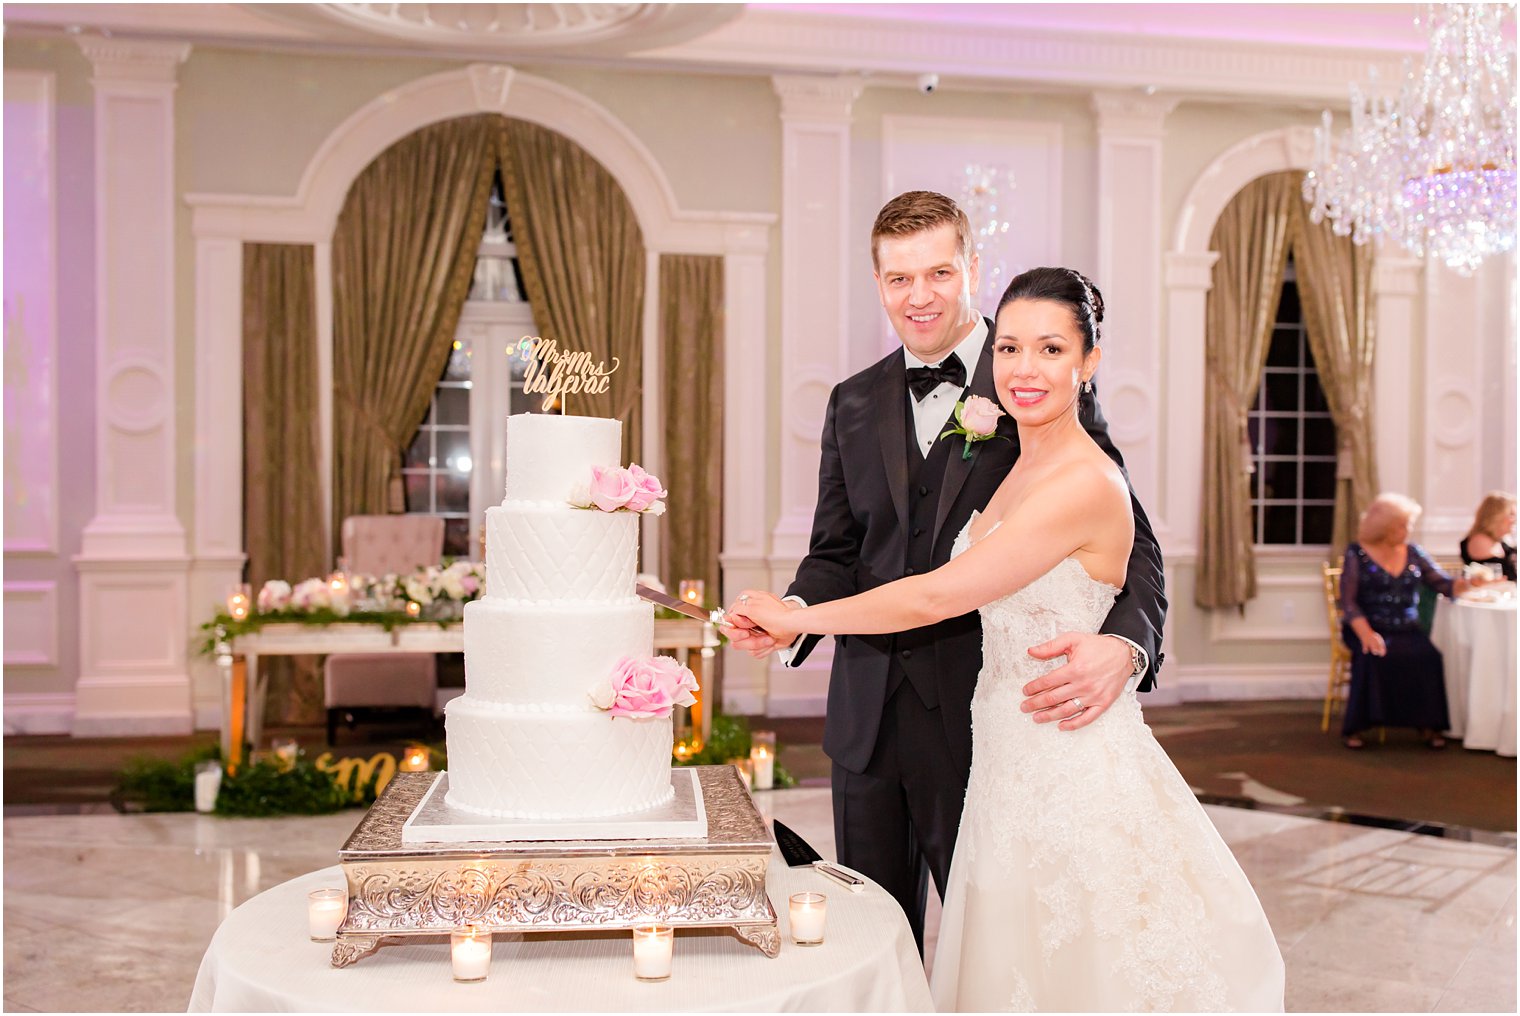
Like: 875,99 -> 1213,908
1206,572 -> 1324,643
4,581 -> 59,667
1372,255 -> 1423,497
3,69 -> 59,557
75,37 -> 189,82
186,65 -> 773,249
2,693 -> 76,735
1167,663 -> 1324,702
72,35 -> 194,736
769,74 -> 857,562
1093,90 -> 1175,516
647,11 -> 1415,103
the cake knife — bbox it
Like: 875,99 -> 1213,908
635,583 -> 769,635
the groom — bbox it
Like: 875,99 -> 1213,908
726,191 -> 1166,951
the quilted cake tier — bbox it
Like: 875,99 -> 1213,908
484,503 -> 637,603
444,698 -> 675,819
462,598 -> 654,707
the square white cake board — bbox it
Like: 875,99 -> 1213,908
401,768 -> 707,845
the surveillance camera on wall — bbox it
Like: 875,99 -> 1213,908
916,73 -> 939,95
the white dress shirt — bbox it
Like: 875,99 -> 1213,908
903,318 -> 989,457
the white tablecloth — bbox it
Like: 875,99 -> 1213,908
187,855 -> 932,1012
1433,595 -> 1517,757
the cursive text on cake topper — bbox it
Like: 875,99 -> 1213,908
516,336 -> 619,412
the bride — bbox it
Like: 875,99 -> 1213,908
735,267 -> 1285,1012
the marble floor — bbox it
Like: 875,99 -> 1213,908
3,790 -> 1514,1013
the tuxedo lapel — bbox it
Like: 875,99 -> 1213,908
876,358 -> 910,532
932,330 -> 998,542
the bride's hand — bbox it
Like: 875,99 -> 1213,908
730,590 -> 803,645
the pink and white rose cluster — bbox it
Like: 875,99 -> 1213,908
571,464 -> 667,515
249,560 -> 487,619
589,655 -> 699,719
257,580 -> 292,612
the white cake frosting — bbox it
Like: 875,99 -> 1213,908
445,412 -> 674,821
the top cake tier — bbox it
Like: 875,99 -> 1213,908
503,412 -> 621,504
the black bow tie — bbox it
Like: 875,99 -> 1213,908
905,354 -> 967,401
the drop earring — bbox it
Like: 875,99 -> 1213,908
1080,378 -> 1093,394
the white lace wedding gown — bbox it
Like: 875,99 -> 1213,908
929,515 -> 1285,1012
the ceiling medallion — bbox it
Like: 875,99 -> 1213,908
316,4 -> 665,47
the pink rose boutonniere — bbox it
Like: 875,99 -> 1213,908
940,395 -> 1006,460
590,655 -> 699,719
572,464 -> 667,515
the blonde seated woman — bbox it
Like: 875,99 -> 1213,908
1461,491 -> 1516,582
1340,493 -> 1490,750
733,267 -> 1283,1012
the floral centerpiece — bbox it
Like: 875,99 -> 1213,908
200,559 -> 487,653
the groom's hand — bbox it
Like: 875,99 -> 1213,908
1020,632 -> 1132,731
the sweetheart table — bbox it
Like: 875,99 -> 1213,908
186,857 -> 932,1012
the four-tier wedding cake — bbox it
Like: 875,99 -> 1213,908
443,412 -> 689,820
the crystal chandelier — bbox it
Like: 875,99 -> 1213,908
1302,3 -> 1517,274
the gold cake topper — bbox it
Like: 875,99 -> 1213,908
516,336 -> 619,413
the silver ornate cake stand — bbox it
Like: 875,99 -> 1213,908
330,766 -> 780,966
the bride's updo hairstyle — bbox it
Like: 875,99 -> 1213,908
995,267 -> 1105,354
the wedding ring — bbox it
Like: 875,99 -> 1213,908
1070,696 -> 1083,711
739,594 -> 750,604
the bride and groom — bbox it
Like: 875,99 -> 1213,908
723,191 -> 1285,1011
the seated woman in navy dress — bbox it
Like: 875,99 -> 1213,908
1460,491 -> 1516,582
1340,493 -> 1487,750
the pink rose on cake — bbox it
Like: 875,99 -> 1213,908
572,464 -> 668,515
591,655 -> 699,719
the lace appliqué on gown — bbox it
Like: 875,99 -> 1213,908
929,516 -> 1284,1013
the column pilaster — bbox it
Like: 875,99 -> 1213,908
1092,91 -> 1176,539
73,37 -> 194,735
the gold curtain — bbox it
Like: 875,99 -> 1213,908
330,114 -> 498,536
1196,173 -> 1299,610
497,117 -> 647,463
1288,182 -> 1378,557
243,244 -> 326,724
658,254 -> 725,599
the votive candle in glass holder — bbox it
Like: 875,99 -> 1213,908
307,888 -> 346,941
405,601 -> 422,618
398,745 -> 431,772
631,924 -> 673,981
451,926 -> 492,982
750,730 -> 776,791
678,579 -> 705,605
789,892 -> 827,945
193,760 -> 222,813
226,583 -> 252,621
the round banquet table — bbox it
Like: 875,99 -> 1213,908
1432,591 -> 1517,757
187,855 -> 932,1012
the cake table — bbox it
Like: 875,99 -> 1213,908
188,851 -> 931,1011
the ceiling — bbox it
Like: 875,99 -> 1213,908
6,3 -> 1501,104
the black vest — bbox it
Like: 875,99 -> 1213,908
888,399 -> 959,707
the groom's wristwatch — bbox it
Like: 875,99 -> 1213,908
1105,634 -> 1149,694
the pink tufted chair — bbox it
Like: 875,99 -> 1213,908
323,515 -> 445,744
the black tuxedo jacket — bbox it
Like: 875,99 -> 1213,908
786,319 -> 1167,777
